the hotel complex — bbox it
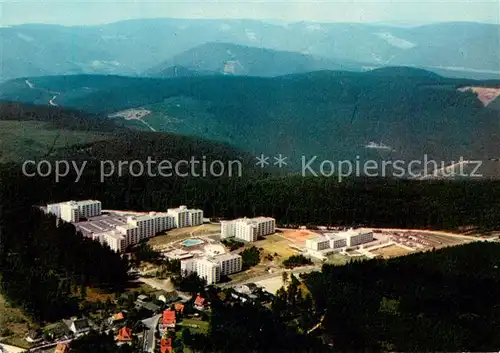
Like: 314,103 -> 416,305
47,200 -> 102,223
45,200 -> 203,252
221,217 -> 276,242
180,252 -> 243,285
306,228 -> 374,255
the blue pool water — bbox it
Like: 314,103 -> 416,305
183,239 -> 203,247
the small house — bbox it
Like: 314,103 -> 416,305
55,343 -> 70,353
160,337 -> 173,353
64,317 -> 90,335
194,295 -> 207,310
115,327 -> 133,342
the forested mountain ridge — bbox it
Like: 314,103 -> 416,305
145,42 -> 362,77
2,19 -> 499,80
2,69 -> 500,173
0,102 -> 261,173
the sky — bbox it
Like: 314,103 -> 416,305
1,0 -> 499,27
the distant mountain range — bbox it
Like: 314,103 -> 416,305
3,68 -> 499,176
1,19 -> 499,81
145,42 -> 362,77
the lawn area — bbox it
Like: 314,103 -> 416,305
254,233 -> 299,259
325,253 -> 350,265
0,121 -> 111,163
0,293 -> 31,348
148,224 -> 221,249
178,318 -> 209,334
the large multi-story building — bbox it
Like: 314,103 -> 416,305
305,236 -> 331,251
46,200 -> 204,252
167,206 -> 190,228
329,229 -> 374,247
47,200 -> 102,222
221,217 -> 276,242
188,209 -> 204,227
180,252 -> 242,284
195,258 -> 221,285
306,229 -> 373,254
214,253 -> 242,276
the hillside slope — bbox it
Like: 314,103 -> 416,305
145,42 -> 361,77
1,20 -> 499,80
2,70 -> 500,176
0,102 -> 258,174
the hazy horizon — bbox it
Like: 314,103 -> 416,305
1,0 -> 499,27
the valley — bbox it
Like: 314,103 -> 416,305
2,69 -> 499,177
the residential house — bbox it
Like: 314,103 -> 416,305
174,303 -> 184,314
160,337 -> 173,353
64,317 -> 90,335
115,327 -> 133,342
194,295 -> 207,311
108,312 -> 126,325
159,310 -> 176,334
142,301 -> 161,314
55,343 -> 70,353
136,294 -> 150,304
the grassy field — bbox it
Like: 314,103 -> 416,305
325,253 -> 351,265
0,121 -> 111,163
253,233 -> 299,259
148,224 -> 221,248
372,245 -> 413,258
178,318 -> 209,334
0,293 -> 31,347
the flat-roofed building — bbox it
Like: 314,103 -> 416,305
214,253 -> 242,276
60,202 -> 80,223
328,235 -> 348,249
222,217 -> 276,242
180,258 -> 197,277
47,200 -> 101,222
221,220 -> 237,239
195,258 -> 220,285
306,236 -> 331,251
325,228 -> 374,248
167,206 -> 190,228
188,209 -> 204,226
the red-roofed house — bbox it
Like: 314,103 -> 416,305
160,337 -> 173,353
194,295 -> 207,310
115,327 -> 133,342
55,343 -> 70,353
159,310 -> 176,333
174,303 -> 184,313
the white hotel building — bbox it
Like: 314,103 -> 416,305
180,253 -> 242,285
221,217 -> 276,242
45,200 -> 203,252
306,228 -> 373,254
167,206 -> 203,228
47,200 -> 102,223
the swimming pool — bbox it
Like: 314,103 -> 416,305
182,239 -> 203,247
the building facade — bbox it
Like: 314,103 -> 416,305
50,200 -> 204,252
195,258 -> 221,285
305,236 -> 331,251
221,217 -> 276,242
214,253 -> 242,276
180,252 -> 242,284
48,200 -> 101,223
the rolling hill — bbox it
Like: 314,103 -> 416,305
145,42 -> 361,77
2,68 -> 500,177
1,19 -> 499,81
0,102 -> 258,173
